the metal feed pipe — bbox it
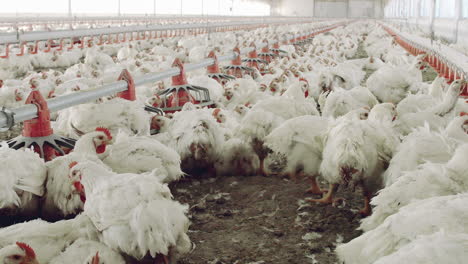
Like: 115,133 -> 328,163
0,16 -> 321,31
0,21 -> 347,130
0,19 -> 320,45
0,18 -> 337,58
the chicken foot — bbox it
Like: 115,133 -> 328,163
305,176 -> 327,195
154,254 -> 169,264
307,183 -> 339,204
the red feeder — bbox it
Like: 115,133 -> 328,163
206,50 -> 235,85
242,42 -> 268,70
157,58 -> 215,113
116,69 -> 136,101
114,69 -> 162,114
461,76 -> 468,97
224,47 -> 254,78
270,41 -> 287,56
7,90 -> 75,161
1,43 -> 10,58
258,39 -> 277,65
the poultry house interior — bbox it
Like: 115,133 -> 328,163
0,0 -> 468,263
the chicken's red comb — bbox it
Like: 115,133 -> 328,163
299,77 -> 308,84
212,108 -> 221,116
16,242 -> 36,258
91,252 -> 100,264
461,112 -> 468,117
95,127 -> 112,140
69,161 -> 78,169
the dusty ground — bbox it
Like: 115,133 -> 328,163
172,175 -> 364,264
0,124 -> 22,141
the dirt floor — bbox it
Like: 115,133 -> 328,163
172,175 -> 364,264
0,124 -> 22,141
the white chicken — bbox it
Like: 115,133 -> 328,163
320,86 -> 378,118
373,231 -> 468,264
167,108 -> 225,175
0,144 -> 46,218
116,44 -> 138,61
0,214 -> 96,264
70,161 -> 192,262
54,98 -> 151,138
362,56 -> 385,71
330,61 -> 366,89
385,114 -> 468,186
264,115 -> 329,194
214,137 -> 260,176
49,238 -> 125,264
313,106 -> 398,216
394,79 -> 464,135
366,58 -> 425,104
102,132 -> 184,183
336,193 -> 468,264
361,143 -> 468,232
42,128 -> 113,220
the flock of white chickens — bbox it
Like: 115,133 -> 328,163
0,19 -> 467,264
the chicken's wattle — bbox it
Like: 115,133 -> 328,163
73,181 -> 86,203
96,144 -> 107,154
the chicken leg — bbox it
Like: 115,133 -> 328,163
154,254 -> 169,264
287,170 -> 304,182
305,176 -> 326,195
359,185 -> 373,217
307,184 -> 338,204
258,158 -> 267,176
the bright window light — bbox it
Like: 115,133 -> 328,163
435,0 -> 455,18
73,0 -> 119,14
463,0 -> 468,18
0,0 -> 270,16
232,0 -> 270,16
155,1 -> 182,15
1,0 -> 68,14
420,0 -> 431,17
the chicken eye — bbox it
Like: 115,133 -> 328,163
98,136 -> 104,140
12,255 -> 21,260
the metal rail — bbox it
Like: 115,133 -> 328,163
0,21 -> 347,130
0,19 -> 323,45
0,15 -> 319,25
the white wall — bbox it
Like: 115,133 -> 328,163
279,0 -> 315,16
279,0 -> 379,18
349,0 -> 374,17
315,0 -> 347,18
